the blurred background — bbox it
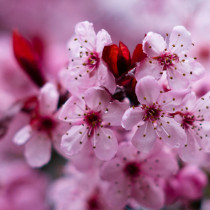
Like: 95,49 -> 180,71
0,0 -> 209,49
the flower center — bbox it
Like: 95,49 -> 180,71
31,116 -> 56,132
84,111 -> 101,129
181,113 -> 196,130
87,194 -> 101,210
87,52 -> 99,69
41,117 -> 56,131
142,104 -> 161,121
155,52 -> 179,70
124,162 -> 140,179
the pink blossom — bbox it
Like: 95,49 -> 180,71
122,76 -> 187,152
164,165 -> 207,205
0,159 -> 49,210
49,166 -> 117,210
170,92 -> 210,163
135,26 -> 205,89
100,142 -> 178,209
59,87 -> 128,160
60,21 -> 116,96
13,83 -> 60,167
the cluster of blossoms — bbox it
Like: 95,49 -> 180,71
1,21 -> 210,209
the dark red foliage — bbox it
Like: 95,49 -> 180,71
117,41 -> 131,76
102,44 -> 119,77
103,41 -> 145,105
131,44 -> 147,65
13,30 -> 46,87
102,41 -> 146,80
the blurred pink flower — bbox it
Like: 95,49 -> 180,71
100,142 -> 178,209
49,166 -> 117,210
164,165 -> 207,205
13,83 -> 60,167
0,159 -> 49,210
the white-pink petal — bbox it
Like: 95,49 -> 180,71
167,66 -> 189,89
59,96 -> 85,124
103,100 -> 129,126
143,32 -> 166,57
193,92 -> 210,119
61,125 -> 88,156
159,89 -> 190,112
169,25 -> 191,54
135,59 -> 162,81
84,87 -> 111,111
132,121 -> 156,153
97,63 -> 116,94
13,125 -> 32,145
39,83 -> 59,116
122,107 -> 144,130
25,133 -> 51,167
178,130 -> 203,164
182,58 -> 205,81
195,121 -> 210,152
75,21 -> 96,51
93,128 -> 118,160
96,29 -> 112,53
156,117 -> 187,148
136,76 -> 161,105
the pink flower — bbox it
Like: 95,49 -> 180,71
135,26 -> 205,89
0,159 -> 49,210
59,87 -> 128,160
164,165 -> 207,205
60,21 -> 116,96
171,92 -> 210,163
122,76 -> 187,152
50,166 -> 118,210
13,83 -> 60,167
100,142 -> 178,209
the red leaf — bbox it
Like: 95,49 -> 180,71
102,44 -> 119,77
131,44 -> 147,66
119,41 -> 131,65
13,30 -> 46,87
117,41 -> 131,75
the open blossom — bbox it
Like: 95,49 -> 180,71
135,26 -> 205,89
13,83 -> 60,167
122,76 -> 187,152
59,87 -> 128,160
60,21 -> 116,96
171,92 -> 210,163
100,142 -> 178,209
